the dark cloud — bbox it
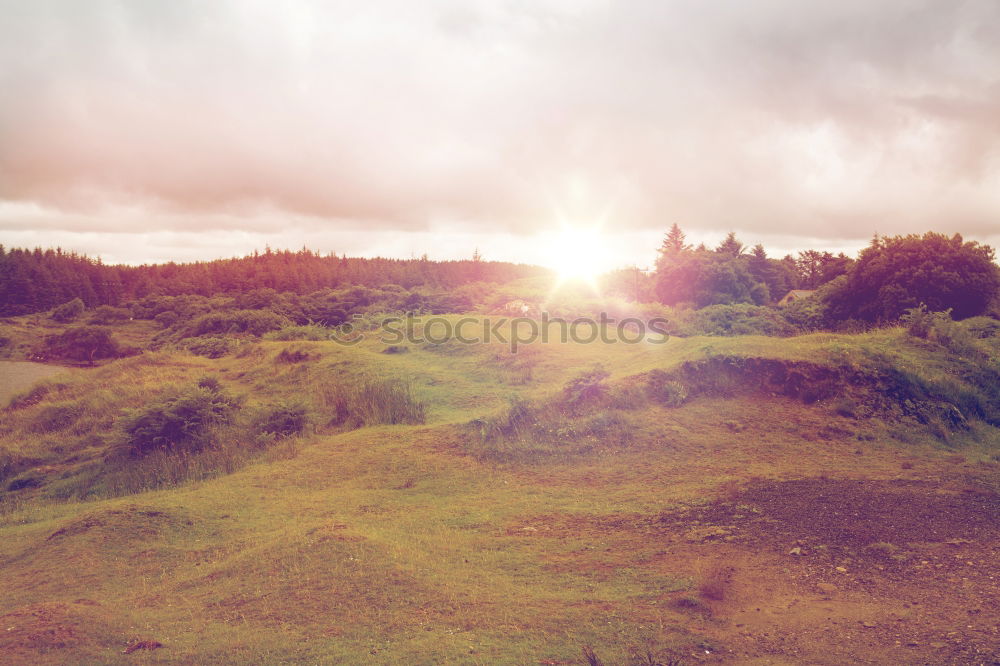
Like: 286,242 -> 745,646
0,0 -> 998,265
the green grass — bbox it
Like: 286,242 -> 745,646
0,315 -> 998,663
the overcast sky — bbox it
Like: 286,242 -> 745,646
1,0 -> 998,269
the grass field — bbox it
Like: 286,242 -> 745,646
0,317 -> 998,664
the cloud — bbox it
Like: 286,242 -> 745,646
0,0 -> 998,265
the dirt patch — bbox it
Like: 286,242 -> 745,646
509,477 -> 1000,664
681,477 -> 1000,550
657,477 -> 1000,664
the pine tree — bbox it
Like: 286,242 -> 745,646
659,223 -> 689,256
716,232 -> 744,257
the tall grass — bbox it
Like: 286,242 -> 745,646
315,375 -> 425,429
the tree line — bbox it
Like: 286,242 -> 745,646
654,226 -> 999,323
2,229 -> 997,326
0,246 -> 545,317
653,224 -> 853,307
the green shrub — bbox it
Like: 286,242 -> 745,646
37,326 -> 120,364
51,297 -> 85,323
6,382 -> 59,410
646,369 -> 689,407
183,310 -> 289,338
252,401 -> 309,439
781,296 -> 829,332
185,336 -> 233,358
468,396 -> 634,462
154,311 -> 179,328
683,304 -> 795,336
900,304 -> 946,339
0,448 -> 38,483
197,375 -> 222,392
119,384 -> 241,457
470,396 -> 533,441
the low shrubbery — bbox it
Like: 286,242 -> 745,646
645,369 -> 690,407
469,366 -> 640,461
252,401 -> 309,440
185,336 -> 234,358
118,383 -> 242,457
35,326 -> 127,364
678,304 -> 795,337
50,297 -> 85,323
181,309 -> 290,338
468,393 -> 634,462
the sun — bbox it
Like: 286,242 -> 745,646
547,227 -> 606,284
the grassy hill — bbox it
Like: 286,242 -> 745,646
0,316 -> 998,664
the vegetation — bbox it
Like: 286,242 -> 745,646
118,382 -> 241,457
826,232 -> 999,322
34,326 -> 125,364
0,245 -> 546,316
0,238 -> 998,664
50,297 -> 85,323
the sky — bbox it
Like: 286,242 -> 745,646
1,0 -> 999,270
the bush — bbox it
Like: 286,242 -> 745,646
470,396 -> 534,441
51,297 -> 85,323
119,384 -> 241,457
900,304 -> 945,339
183,310 -> 289,338
154,311 -> 179,328
902,306 -> 981,356
197,375 -> 222,392
252,401 -> 309,439
682,304 -> 795,336
646,369 -> 689,407
38,326 -> 120,364
781,295 -> 830,332
185,336 -> 233,359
